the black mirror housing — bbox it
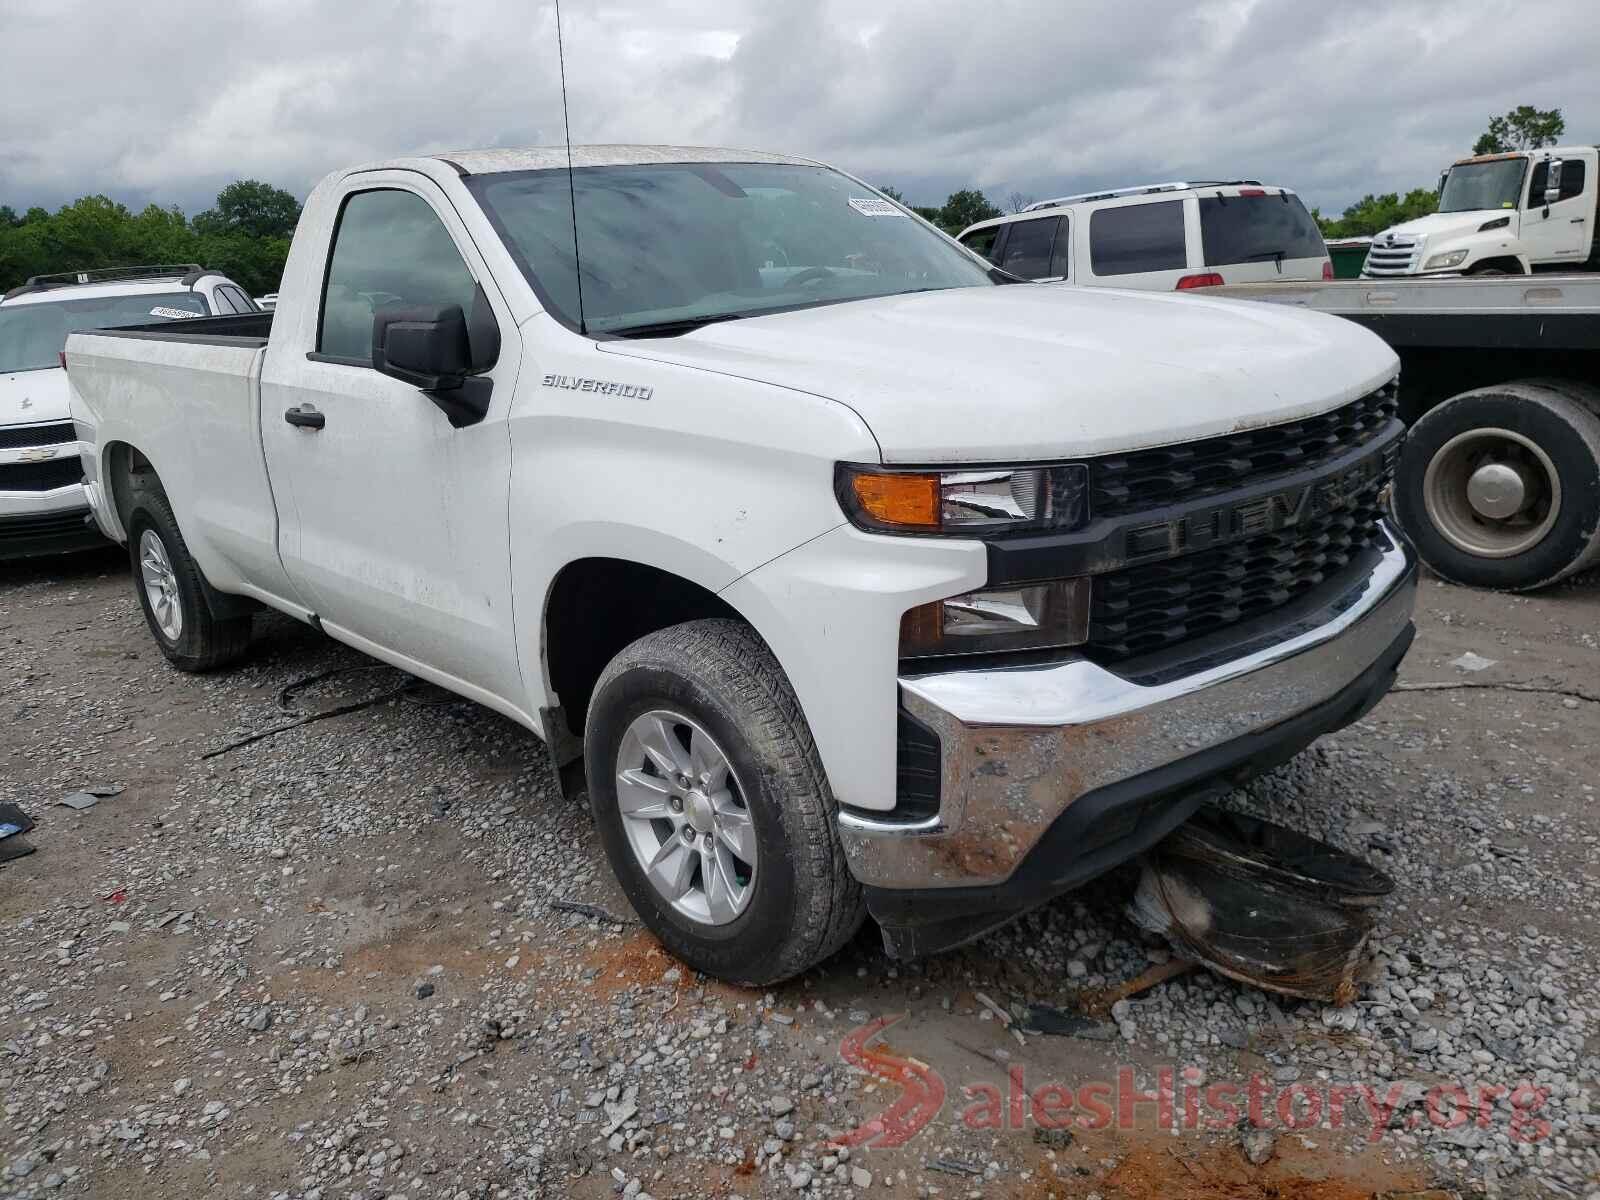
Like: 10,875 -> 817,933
371,298 -> 495,428
372,305 -> 471,389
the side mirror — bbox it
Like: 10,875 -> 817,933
372,304 -> 471,389
1544,159 -> 1563,208
370,284 -> 499,427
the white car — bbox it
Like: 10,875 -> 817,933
1365,145 -> 1599,277
67,147 -> 1414,982
0,265 -> 258,558
957,181 -> 1333,291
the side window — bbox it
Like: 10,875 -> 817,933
224,286 -> 257,312
960,227 -> 1001,263
318,189 -> 479,362
997,217 -> 1062,279
1089,200 -> 1187,276
210,287 -> 241,315
1050,215 -> 1070,278
1560,160 -> 1586,201
1530,160 -> 1585,202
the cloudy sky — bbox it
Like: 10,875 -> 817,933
3,0 -> 1596,219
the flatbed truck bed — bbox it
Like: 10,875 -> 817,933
1216,277 -> 1600,590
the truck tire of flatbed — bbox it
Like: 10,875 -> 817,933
1392,380 -> 1600,590
583,618 -> 866,985
125,479 -> 255,671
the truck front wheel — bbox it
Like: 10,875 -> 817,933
126,482 -> 254,670
1393,383 -> 1600,590
584,618 -> 864,984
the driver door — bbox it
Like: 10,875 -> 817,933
259,175 -> 526,711
1522,158 -> 1591,265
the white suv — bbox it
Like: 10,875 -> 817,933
957,181 -> 1333,291
0,265 -> 259,559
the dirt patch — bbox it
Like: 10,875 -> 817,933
1050,1131 -> 1426,1200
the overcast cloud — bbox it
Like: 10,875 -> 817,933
2,0 -> 1597,219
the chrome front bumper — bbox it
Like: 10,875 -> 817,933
838,523 -> 1418,891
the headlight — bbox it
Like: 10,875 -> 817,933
1424,250 -> 1468,270
836,463 -> 1089,536
900,578 -> 1091,659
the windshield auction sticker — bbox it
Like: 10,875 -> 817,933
149,307 -> 201,319
848,197 -> 905,217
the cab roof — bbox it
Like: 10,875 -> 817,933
344,145 -> 822,181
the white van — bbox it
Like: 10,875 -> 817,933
957,181 -> 1332,291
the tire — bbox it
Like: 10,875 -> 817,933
126,480 -> 254,671
1392,382 -> 1600,590
584,618 -> 865,985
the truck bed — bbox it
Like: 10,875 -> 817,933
1211,276 -> 1600,350
67,318 -> 291,605
1214,277 -> 1600,419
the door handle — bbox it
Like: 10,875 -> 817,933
284,404 -> 326,430
1571,217 -> 1587,224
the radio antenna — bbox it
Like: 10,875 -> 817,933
554,0 -> 587,335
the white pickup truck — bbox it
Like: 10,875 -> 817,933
67,146 -> 1417,982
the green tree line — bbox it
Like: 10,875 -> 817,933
0,180 -> 300,297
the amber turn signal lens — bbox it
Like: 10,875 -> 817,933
850,472 -> 940,529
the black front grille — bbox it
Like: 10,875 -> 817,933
1088,479 -> 1391,662
1089,385 -> 1399,518
0,422 -> 76,450
0,458 -> 83,492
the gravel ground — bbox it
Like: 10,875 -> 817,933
1,547 -> 1597,1200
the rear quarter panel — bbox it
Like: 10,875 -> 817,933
67,333 -> 296,602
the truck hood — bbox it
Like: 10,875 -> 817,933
0,367 -> 70,427
601,285 -> 1398,462
1379,210 -> 1508,242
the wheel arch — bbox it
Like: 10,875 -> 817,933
540,554 -> 753,749
101,440 -> 161,543
1466,255 -> 1528,276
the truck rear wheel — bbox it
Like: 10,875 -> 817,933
126,482 -> 254,671
584,618 -> 864,985
1393,382 -> 1600,590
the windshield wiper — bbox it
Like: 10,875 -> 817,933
605,313 -> 757,339
1245,249 -> 1289,271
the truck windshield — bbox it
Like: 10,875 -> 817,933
1438,159 -> 1527,213
469,163 -> 995,335
0,292 -> 210,373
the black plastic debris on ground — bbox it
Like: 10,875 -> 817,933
1130,807 -> 1393,1006
0,804 -> 37,865
1019,1004 -> 1118,1041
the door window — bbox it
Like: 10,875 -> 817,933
1530,159 -> 1588,203
210,287 -> 241,315
318,189 -> 479,362
221,286 -> 257,313
1089,200 -> 1187,276
960,226 -> 1002,263
997,216 -> 1063,279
